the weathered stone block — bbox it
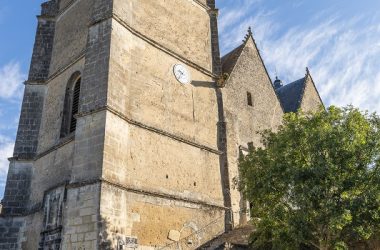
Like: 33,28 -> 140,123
168,230 -> 181,242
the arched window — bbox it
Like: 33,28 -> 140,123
70,78 -> 81,133
60,72 -> 81,138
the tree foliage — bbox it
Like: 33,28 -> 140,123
239,106 -> 380,250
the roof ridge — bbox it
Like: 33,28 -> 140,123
242,26 -> 253,44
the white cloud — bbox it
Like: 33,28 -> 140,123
219,0 -> 259,34
292,1 -> 305,8
261,16 -> 380,113
0,61 -> 25,100
0,135 -> 13,193
218,0 -> 276,54
220,7 -> 278,55
219,5 -> 380,113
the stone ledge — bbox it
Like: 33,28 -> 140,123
82,179 -> 227,210
76,106 -> 222,155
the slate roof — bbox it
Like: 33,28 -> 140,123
275,77 -> 306,113
221,44 -> 245,75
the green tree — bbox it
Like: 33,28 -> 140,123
239,106 -> 380,250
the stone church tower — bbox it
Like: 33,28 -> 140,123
0,0 -> 323,249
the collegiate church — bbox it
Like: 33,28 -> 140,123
0,0 -> 322,249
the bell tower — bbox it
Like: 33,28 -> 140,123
96,0 -> 227,248
1,0 -> 228,249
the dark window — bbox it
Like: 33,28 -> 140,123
70,78 -> 81,133
60,73 -> 81,138
247,92 -> 253,106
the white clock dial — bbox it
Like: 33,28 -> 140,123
173,64 -> 191,84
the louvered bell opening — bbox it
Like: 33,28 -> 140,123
70,78 -> 81,133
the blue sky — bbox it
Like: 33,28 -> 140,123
0,0 -> 380,199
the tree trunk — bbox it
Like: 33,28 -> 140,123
320,241 -> 329,250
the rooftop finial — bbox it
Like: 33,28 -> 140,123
243,26 -> 253,43
273,71 -> 283,89
306,67 -> 310,75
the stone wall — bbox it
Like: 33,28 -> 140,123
108,20 -> 218,147
1,161 -> 32,216
209,7 -> 222,75
98,0 -> 225,247
300,73 -> 323,113
1,184 -> 101,250
113,0 -> 213,71
70,0 -> 112,182
103,112 -> 223,205
0,217 -> 25,250
20,213 -> 44,250
49,0 -> 92,75
37,59 -> 84,153
222,38 -> 284,226
27,16 -> 56,83
99,183 -> 225,249
41,0 -> 59,16
28,141 -> 74,206
1,0 -> 106,248
61,184 -> 100,249
0,0 -> 299,249
28,0 -> 58,83
70,111 -> 106,183
59,0 -> 74,11
13,85 -> 47,160
79,19 -> 112,114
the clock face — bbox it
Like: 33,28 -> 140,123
173,64 -> 191,84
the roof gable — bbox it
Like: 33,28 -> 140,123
276,68 -> 324,113
299,70 -> 325,112
276,77 -> 306,113
221,29 -> 285,113
221,36 -> 285,137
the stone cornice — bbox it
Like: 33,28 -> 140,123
96,178 -> 226,210
26,11 -> 218,87
192,0 -> 211,11
77,106 -> 222,155
25,51 -> 86,86
37,15 -> 56,21
12,178 -> 227,217
35,135 -> 75,161
56,0 -> 79,21
29,104 -> 221,163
